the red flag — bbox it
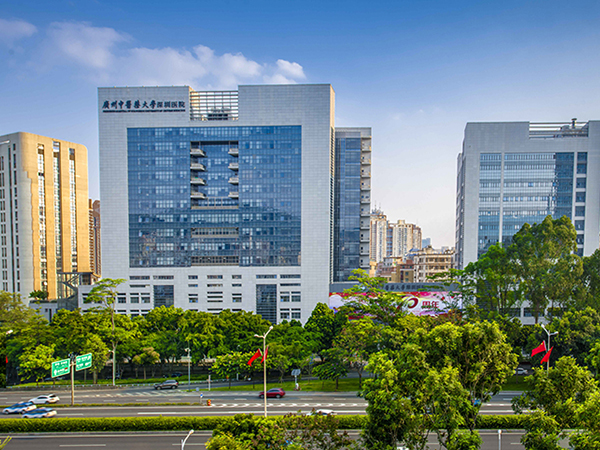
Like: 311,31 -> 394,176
531,341 -> 547,357
247,349 -> 262,365
261,346 -> 269,363
540,347 -> 553,364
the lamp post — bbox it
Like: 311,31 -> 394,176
541,324 -> 558,372
185,347 -> 191,388
254,325 -> 273,418
181,429 -> 194,450
4,330 -> 13,386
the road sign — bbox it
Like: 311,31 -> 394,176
291,369 -> 301,376
75,353 -> 92,371
51,359 -> 70,378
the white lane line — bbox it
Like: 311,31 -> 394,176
59,445 -> 106,447
64,414 -> 84,416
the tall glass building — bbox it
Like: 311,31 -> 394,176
86,85 -> 371,323
456,120 -> 600,270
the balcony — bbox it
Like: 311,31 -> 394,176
361,181 -> 371,190
228,162 -> 239,171
361,157 -> 371,165
361,196 -> 371,203
191,192 -> 207,200
190,177 -> 206,185
228,177 -> 239,185
360,246 -> 369,256
228,148 -> 239,156
191,148 -> 206,157
191,163 -> 206,171
228,191 -> 239,199
360,208 -> 370,216
361,170 -> 371,178
360,235 -> 369,243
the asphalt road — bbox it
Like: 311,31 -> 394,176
0,387 -> 521,415
0,430 -> 528,449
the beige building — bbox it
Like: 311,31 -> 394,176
0,132 -> 90,301
89,199 -> 101,276
389,220 -> 422,258
413,246 -> 454,283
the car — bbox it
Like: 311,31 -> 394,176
2,402 -> 36,414
171,372 -> 183,378
154,379 -> 179,390
516,367 -> 528,376
22,408 -> 57,419
308,409 -> 334,416
29,394 -> 59,405
259,388 -> 286,399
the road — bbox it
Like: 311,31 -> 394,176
0,387 -> 522,416
0,430 -> 528,449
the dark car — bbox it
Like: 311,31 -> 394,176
259,388 -> 285,399
170,372 -> 183,378
154,379 -> 179,390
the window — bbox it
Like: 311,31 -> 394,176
576,192 -> 586,203
154,275 -> 174,280
280,283 -> 300,287
232,293 -> 242,303
257,274 -> 277,279
232,283 -> 242,287
576,235 -> 584,245
280,309 -> 290,320
291,292 -> 301,302
280,274 -> 300,279
189,294 -> 199,303
188,284 -> 198,288
280,292 -> 290,302
207,283 -> 223,287
577,163 -> 587,174
141,294 -> 151,304
291,308 -> 301,320
130,276 -> 150,280
576,178 -> 587,189
578,152 -> 588,161
575,220 -> 585,230
576,206 -> 586,216
117,294 -> 127,304
130,294 -> 140,304
188,275 -> 198,279
207,275 -> 223,279
232,275 -> 242,279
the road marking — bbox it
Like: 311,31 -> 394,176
59,445 -> 107,447
64,414 -> 84,416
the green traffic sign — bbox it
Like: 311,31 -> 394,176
51,359 -> 70,378
75,353 -> 92,371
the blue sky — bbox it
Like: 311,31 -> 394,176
1,0 -> 599,247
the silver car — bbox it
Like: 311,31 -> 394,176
29,394 -> 60,404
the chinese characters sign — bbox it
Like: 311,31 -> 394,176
101,99 -> 186,113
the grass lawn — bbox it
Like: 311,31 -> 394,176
500,375 -> 528,391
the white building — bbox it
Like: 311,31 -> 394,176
83,84 -> 369,323
456,120 -> 600,269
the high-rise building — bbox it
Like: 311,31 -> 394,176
333,128 -> 371,282
87,84 -> 370,323
369,210 -> 388,263
0,132 -> 90,301
389,220 -> 422,258
89,199 -> 101,276
456,120 -> 600,269
413,246 -> 454,283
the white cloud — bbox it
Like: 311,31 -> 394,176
39,21 -> 306,88
0,18 -> 37,48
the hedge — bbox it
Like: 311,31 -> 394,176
0,415 -> 551,433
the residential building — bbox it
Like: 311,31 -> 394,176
413,246 -> 454,283
389,219 -> 422,258
0,132 -> 90,301
456,120 -> 600,269
369,209 -> 388,263
333,128 -> 371,281
89,199 -> 101,276
86,84 -> 370,323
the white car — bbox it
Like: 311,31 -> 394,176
2,402 -> 36,414
29,394 -> 60,404
22,408 -> 57,419
515,368 -> 528,376
309,409 -> 335,416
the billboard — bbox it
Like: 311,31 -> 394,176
328,291 -> 459,317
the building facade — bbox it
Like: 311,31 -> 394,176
333,128 -> 371,281
412,246 -> 454,283
389,219 -> 422,258
369,210 -> 388,263
89,199 -> 101,276
456,120 -> 600,269
87,84 -> 369,323
0,132 -> 90,301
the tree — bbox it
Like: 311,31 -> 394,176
82,334 -> 109,384
132,347 -> 160,380
29,290 -> 48,302
85,278 -> 126,385
570,390 -> 600,450
304,303 -> 346,362
211,352 -> 245,388
334,318 -> 380,389
313,347 -> 347,391
510,216 -> 582,323
18,344 -> 55,385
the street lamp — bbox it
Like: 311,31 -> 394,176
185,347 -> 191,388
254,325 -> 273,418
541,324 -> 558,371
4,330 -> 14,386
181,429 -> 194,450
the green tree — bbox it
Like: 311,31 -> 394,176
85,278 -> 126,385
132,347 -> 160,380
313,347 -> 348,391
18,344 -> 55,385
510,216 -> 582,323
570,390 -> 600,450
82,334 -> 109,384
304,303 -> 346,362
212,352 -> 245,388
334,318 -> 379,389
